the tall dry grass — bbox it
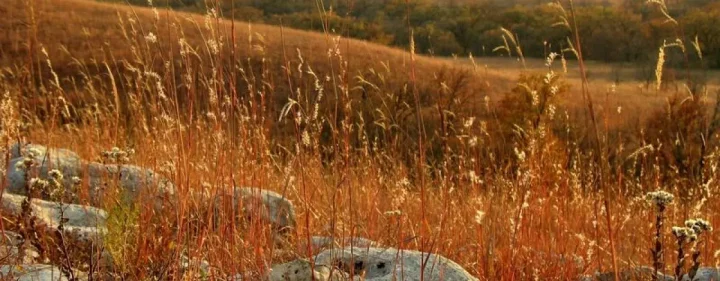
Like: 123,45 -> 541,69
0,0 -> 720,280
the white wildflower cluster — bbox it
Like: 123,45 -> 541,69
29,178 -> 50,192
672,219 -> 712,243
645,190 -> 674,208
101,147 -> 135,163
685,218 -> 713,235
47,169 -> 68,201
48,169 -> 63,182
672,226 -> 698,243
15,156 -> 37,172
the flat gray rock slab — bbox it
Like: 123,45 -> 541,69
270,259 -> 348,281
313,247 -> 478,281
681,268 -> 720,281
0,264 -> 69,281
1,193 -> 107,241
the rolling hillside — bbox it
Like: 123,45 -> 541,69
0,0 -> 501,91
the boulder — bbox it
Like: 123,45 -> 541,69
1,193 -> 107,241
313,247 -> 478,281
7,144 -> 83,195
0,264 -> 69,281
681,268 -> 720,281
9,143 -> 81,163
85,162 -> 175,202
270,259 -> 348,281
229,187 -> 296,231
6,143 -> 174,205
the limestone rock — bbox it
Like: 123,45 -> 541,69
232,187 -> 296,231
6,143 -> 174,205
313,247 -> 478,281
681,268 -> 720,281
9,143 -> 82,164
7,144 -> 83,196
0,264 -> 69,281
270,259 -> 348,281
1,193 -> 107,241
85,162 -> 175,202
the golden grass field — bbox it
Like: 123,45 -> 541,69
1,0 -> 720,280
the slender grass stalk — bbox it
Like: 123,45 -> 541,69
567,1 -> 619,280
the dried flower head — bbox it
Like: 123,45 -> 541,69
687,218 -> 712,235
645,190 -> 674,208
48,169 -> 63,181
29,178 -> 50,193
672,226 -> 697,243
102,147 -> 134,163
15,157 -> 37,171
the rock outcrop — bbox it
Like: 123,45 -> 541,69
0,264 -> 70,281
1,193 -> 107,241
313,247 -> 477,281
270,259 -> 348,281
6,143 -> 174,206
210,186 -> 297,232
233,187 -> 296,231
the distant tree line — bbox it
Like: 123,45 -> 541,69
108,0 -> 720,68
